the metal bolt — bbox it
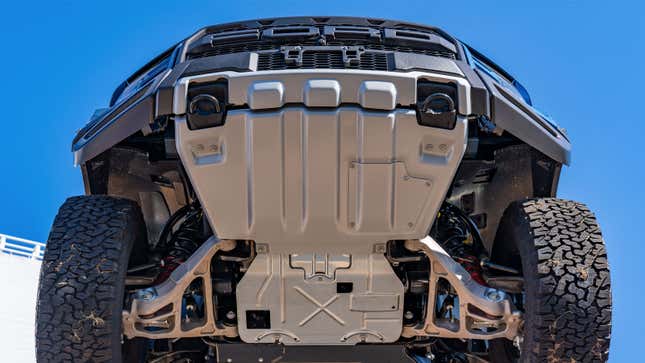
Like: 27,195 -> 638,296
258,359 -> 264,363
226,358 -> 233,363
404,311 -> 414,320
426,352 -> 435,360
226,311 -> 236,320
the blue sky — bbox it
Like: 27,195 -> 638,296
0,0 -> 642,360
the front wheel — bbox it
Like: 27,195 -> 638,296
489,198 -> 612,362
36,196 -> 147,362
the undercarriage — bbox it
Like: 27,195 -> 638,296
36,17 -> 611,363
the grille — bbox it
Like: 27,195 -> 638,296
326,41 -> 455,59
257,51 -> 389,71
189,41 -> 456,60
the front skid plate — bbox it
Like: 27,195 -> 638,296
176,109 -> 468,245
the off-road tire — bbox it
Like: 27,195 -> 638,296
36,195 -> 147,362
489,198 -> 612,362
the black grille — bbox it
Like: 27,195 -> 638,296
326,41 -> 455,59
193,42 -> 280,57
257,53 -> 288,70
352,52 -> 389,70
302,51 -> 345,68
257,51 -> 389,71
189,41 -> 455,60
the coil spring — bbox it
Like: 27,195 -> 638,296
167,206 -> 204,260
155,204 -> 206,283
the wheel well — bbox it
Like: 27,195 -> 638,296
81,127 -> 189,247
446,127 -> 562,252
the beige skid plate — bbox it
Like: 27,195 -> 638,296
235,244 -> 404,345
176,108 -> 468,246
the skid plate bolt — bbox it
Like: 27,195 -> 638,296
404,311 -> 414,320
226,311 -> 236,320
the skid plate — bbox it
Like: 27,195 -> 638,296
176,107 -> 467,249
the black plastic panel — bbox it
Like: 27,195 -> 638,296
454,60 -> 490,117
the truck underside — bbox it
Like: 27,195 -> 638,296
35,17 -> 610,363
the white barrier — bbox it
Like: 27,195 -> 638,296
0,243 -> 41,362
0,233 -> 45,260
